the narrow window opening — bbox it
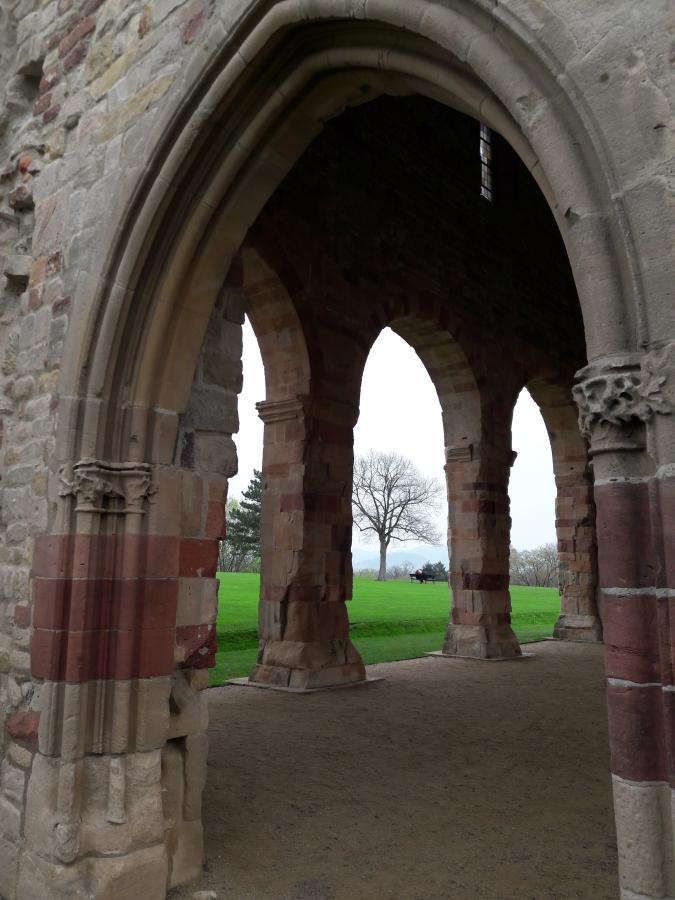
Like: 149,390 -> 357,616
479,123 -> 493,201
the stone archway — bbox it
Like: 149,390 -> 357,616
3,5 -> 671,899
386,314 -> 522,660
240,245 -> 366,690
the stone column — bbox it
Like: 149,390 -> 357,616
532,393 -> 602,642
442,441 -> 522,659
574,351 -> 675,900
12,457 -> 219,898
249,395 -> 365,690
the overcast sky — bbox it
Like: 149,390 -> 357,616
229,320 -> 557,551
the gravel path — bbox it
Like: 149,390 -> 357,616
172,641 -> 618,900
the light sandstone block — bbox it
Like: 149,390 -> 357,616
168,672 -> 203,740
184,732 -> 208,821
613,775 -> 675,899
167,819 -> 203,890
176,578 -> 218,627
0,794 -> 21,840
86,844 -> 169,900
16,850 -> 89,900
135,677 -> 172,751
161,741 -> 185,828
1,758 -> 26,805
0,832 -> 19,899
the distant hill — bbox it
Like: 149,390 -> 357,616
351,545 -> 448,571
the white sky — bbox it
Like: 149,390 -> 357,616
229,320 -> 557,550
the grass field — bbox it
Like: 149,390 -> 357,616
210,574 -> 559,685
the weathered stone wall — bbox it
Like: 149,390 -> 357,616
0,0 -> 671,897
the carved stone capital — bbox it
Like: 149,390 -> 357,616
59,459 -> 156,513
573,352 -> 673,453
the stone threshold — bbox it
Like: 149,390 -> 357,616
227,676 -> 385,693
425,651 -> 535,662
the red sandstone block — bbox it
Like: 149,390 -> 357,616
205,501 -> 226,540
462,481 -> 502,492
31,616 -> 176,681
36,534 -> 182,581
62,628 -> 96,682
63,42 -> 87,72
179,539 -> 218,578
658,596 -> 675,686
43,104 -> 60,124
280,493 -> 304,512
58,16 -> 95,58
182,9 -> 203,43
656,476 -> 675,587
31,628 -> 64,680
52,295 -> 71,315
663,690 -> 675,787
176,624 -> 217,669
47,24 -> 71,51
603,592 -> 660,683
315,420 -> 352,444
39,66 -> 61,95
33,93 -> 51,116
306,494 -> 343,514
33,578 -> 67,629
46,250 -> 62,275
6,711 -> 39,747
461,573 -> 509,591
34,578 -> 118,632
121,534 -> 180,578
607,683 -> 666,782
595,482 -> 653,588
143,534 -> 181,578
13,604 -> 30,628
136,626 -> 176,678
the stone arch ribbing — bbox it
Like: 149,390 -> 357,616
54,6 -> 644,471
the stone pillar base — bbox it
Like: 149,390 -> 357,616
249,660 -> 366,690
442,623 -> 522,659
553,613 -> 603,642
249,638 -> 366,690
14,844 -> 168,900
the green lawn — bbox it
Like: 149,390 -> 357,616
210,573 -> 559,685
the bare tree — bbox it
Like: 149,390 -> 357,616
509,543 -> 559,588
352,451 -> 443,580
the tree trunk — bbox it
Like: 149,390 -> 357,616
377,541 -> 388,580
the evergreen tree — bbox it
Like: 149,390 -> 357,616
220,470 -> 262,572
422,560 -> 448,582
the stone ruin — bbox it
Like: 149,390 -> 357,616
0,1 -> 673,897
